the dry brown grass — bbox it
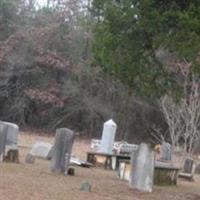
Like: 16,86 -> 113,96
0,132 -> 200,200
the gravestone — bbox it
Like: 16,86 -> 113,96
0,124 -> 7,161
2,122 -> 19,146
50,128 -> 74,174
25,153 -> 35,164
30,142 -> 53,159
160,142 -> 172,161
99,119 -> 117,154
129,143 -> 155,192
80,181 -> 92,192
183,158 -> 194,173
67,168 -> 75,176
179,157 -> 194,181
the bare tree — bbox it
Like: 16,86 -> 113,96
160,60 -> 200,156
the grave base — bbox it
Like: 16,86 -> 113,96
118,160 -> 180,186
87,151 -> 130,170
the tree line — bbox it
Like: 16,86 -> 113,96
0,0 -> 200,153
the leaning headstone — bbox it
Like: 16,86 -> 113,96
99,119 -> 117,154
0,124 -> 7,161
129,143 -> 155,192
80,181 -> 92,192
30,142 -> 53,159
50,128 -> 74,174
160,142 -> 172,161
25,153 -> 35,164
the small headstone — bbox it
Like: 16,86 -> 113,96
25,153 -> 35,164
80,181 -> 92,192
179,158 -> 195,181
160,142 -> 172,161
129,143 -> 154,192
183,158 -> 194,173
67,167 -> 75,176
50,128 -> 74,174
30,142 -> 53,159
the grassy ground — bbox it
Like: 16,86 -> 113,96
0,132 -> 200,200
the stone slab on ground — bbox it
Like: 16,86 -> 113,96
30,141 -> 53,159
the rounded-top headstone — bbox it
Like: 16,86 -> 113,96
0,121 -> 19,146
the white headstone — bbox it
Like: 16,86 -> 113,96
30,142 -> 53,159
99,119 -> 117,154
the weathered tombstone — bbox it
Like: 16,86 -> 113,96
25,153 -> 35,164
0,124 -> 7,161
30,142 -> 53,159
80,181 -> 92,192
99,119 -> 117,154
129,143 -> 155,192
160,142 -> 172,161
50,128 -> 74,174
2,122 -> 19,145
183,158 -> 194,173
179,157 -> 195,181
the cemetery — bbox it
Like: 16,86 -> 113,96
0,0 -> 199,199
0,119 -> 200,200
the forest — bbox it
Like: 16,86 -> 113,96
0,0 -> 200,152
